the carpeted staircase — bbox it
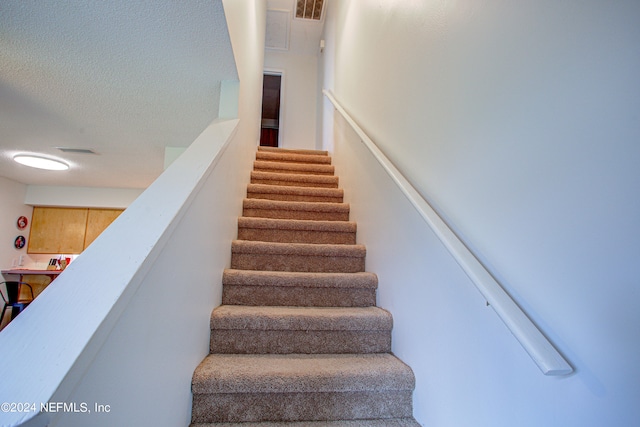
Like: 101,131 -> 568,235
190,146 -> 420,426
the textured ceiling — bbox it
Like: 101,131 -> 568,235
0,0 -> 237,189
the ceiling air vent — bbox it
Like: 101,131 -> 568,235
56,147 -> 98,155
296,0 -> 324,20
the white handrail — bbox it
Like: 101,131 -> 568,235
323,89 -> 573,376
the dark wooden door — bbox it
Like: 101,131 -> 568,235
260,74 -> 281,147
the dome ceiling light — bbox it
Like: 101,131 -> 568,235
13,155 -> 69,171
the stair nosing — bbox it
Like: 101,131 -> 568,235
190,419 -> 421,427
256,152 -> 332,165
232,240 -> 366,257
251,170 -> 338,182
257,146 -> 330,156
247,183 -> 344,197
253,161 -> 335,174
211,306 -> 392,331
192,353 -> 415,394
243,198 -> 350,213
238,217 -> 356,232
222,269 -> 378,289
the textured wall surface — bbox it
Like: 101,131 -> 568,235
0,177 -> 32,269
321,1 -> 640,426
0,0 -> 238,188
265,51 -> 319,151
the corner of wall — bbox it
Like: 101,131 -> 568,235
219,80 -> 240,119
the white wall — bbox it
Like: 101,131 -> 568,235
24,186 -> 142,208
264,50 -> 318,150
321,1 -> 640,426
0,177 -> 32,269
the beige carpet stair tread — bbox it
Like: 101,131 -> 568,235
191,392 -> 413,424
222,286 -> 377,307
243,198 -> 350,213
210,306 -> 392,354
192,353 -> 415,394
258,146 -> 329,156
232,240 -> 365,257
243,199 -> 350,217
191,419 -> 421,427
238,217 -> 356,233
256,151 -> 332,165
253,160 -> 335,176
251,170 -> 339,188
235,231 -> 354,245
211,306 -> 392,331
231,241 -> 366,273
221,270 -> 378,307
222,269 -> 377,289
247,184 -> 343,197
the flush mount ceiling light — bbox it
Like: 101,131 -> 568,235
13,155 -> 69,171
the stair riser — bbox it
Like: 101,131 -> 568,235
191,391 -> 413,423
210,330 -> 391,354
190,419 -> 421,427
256,152 -> 332,165
258,147 -> 329,156
250,171 -> 339,188
254,167 -> 335,176
237,228 -> 356,245
191,419 -> 421,427
254,162 -> 335,176
222,286 -> 376,307
247,192 -> 343,203
243,207 -> 349,221
251,177 -> 338,188
231,253 -> 365,273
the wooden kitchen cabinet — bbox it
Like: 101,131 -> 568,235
28,207 -> 88,254
27,207 -> 123,254
84,208 -> 123,248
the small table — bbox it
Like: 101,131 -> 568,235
1,269 -> 63,283
1,269 -> 63,327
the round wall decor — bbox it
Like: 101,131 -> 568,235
17,216 -> 28,230
14,235 -> 26,249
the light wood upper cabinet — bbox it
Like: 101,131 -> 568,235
27,207 -> 124,254
28,207 -> 88,254
84,209 -> 123,248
